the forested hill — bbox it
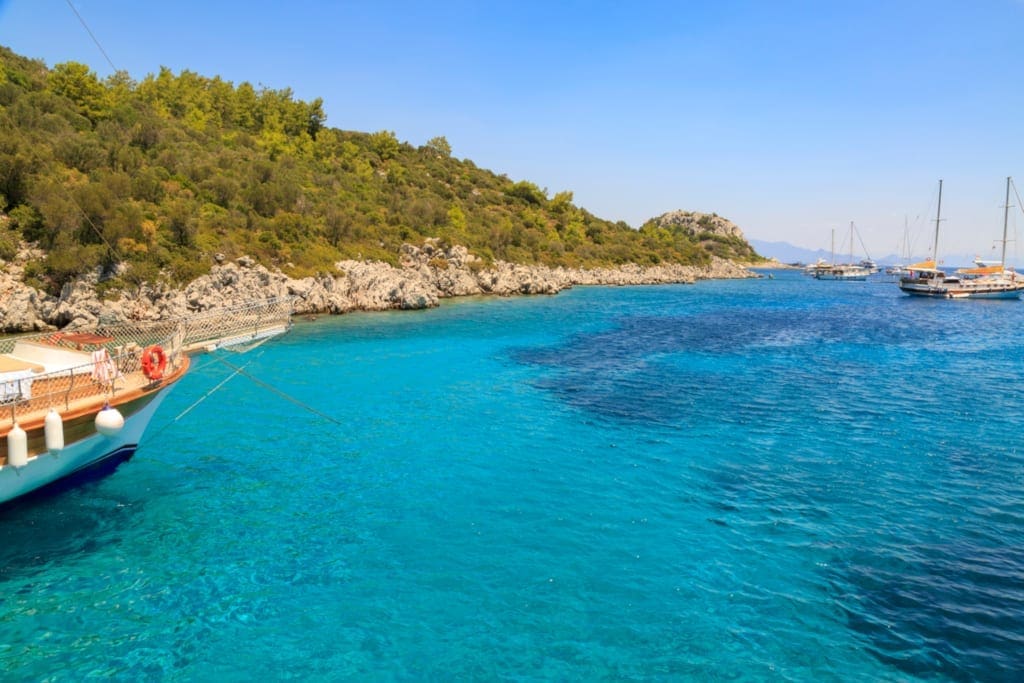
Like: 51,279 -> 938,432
0,46 -> 759,295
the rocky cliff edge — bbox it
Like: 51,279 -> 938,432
0,241 -> 755,332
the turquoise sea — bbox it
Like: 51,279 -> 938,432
2,271 -> 1023,681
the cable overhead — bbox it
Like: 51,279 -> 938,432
64,188 -> 121,257
65,0 -> 118,72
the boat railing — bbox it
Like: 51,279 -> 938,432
0,298 -> 293,426
0,297 -> 294,357
176,296 -> 294,352
0,321 -> 188,427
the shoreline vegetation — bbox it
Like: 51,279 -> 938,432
0,45 -> 764,332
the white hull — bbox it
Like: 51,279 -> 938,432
899,279 -> 1024,299
0,388 -> 171,506
813,265 -> 873,281
815,271 -> 869,281
1,297 -> 293,509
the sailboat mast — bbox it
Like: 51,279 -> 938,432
849,221 -> 855,265
1001,176 -> 1011,267
903,215 -> 909,262
932,179 -> 943,265
831,228 -> 835,266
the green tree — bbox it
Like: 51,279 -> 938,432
506,180 -> 546,205
550,190 -> 574,214
446,203 -> 467,242
165,198 -> 196,247
425,135 -> 451,158
369,130 -> 399,160
48,62 -> 108,122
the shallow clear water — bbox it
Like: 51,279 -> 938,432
2,272 -> 1023,680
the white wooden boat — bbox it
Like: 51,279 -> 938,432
0,298 -> 292,507
900,179 -> 1024,299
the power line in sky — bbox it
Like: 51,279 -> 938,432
64,0 -> 117,72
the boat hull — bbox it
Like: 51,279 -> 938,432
898,281 -> 955,297
950,289 -> 1024,300
816,272 -> 868,281
812,264 -> 873,280
0,389 -> 171,507
899,280 -> 1024,299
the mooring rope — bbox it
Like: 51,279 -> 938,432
210,354 -> 344,427
136,355 -> 254,448
172,359 -> 251,422
138,350 -> 343,451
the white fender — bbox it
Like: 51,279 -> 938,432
95,404 -> 125,436
7,423 -> 28,467
45,408 -> 65,453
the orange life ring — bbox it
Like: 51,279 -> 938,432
141,345 -> 167,380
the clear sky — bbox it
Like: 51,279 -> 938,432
2,0 -> 1024,262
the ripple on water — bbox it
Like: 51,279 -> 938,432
2,277 -> 1024,679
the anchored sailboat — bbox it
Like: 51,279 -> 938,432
811,222 -> 878,280
885,217 -> 913,277
899,178 -> 1024,299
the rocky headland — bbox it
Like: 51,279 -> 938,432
0,241 -> 755,332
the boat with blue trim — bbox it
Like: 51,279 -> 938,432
0,298 -> 292,507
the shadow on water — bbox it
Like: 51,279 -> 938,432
511,305 -> 924,426
0,482 -> 138,581
831,541 -> 1024,681
514,290 -> 1024,679
515,303 -> 926,365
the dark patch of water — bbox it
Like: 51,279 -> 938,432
833,541 -> 1024,681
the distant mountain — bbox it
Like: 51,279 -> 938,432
748,240 -> 832,265
749,239 -> 988,269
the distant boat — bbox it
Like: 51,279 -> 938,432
803,258 -> 830,277
884,216 -> 917,274
884,264 -> 907,276
899,178 -> 1024,299
885,217 -> 914,277
811,223 -> 877,280
0,298 -> 293,507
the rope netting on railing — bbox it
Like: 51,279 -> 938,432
176,296 -> 294,350
0,298 -> 293,425
0,297 -> 294,356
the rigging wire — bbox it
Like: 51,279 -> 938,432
1009,177 -> 1023,262
852,222 -> 873,261
172,359 -> 251,422
57,1 -> 125,262
62,185 -> 121,259
212,354 -> 345,427
138,349 -> 342,455
1011,177 -> 1024,222
906,183 -> 942,260
135,353 -> 254,447
65,0 -> 118,72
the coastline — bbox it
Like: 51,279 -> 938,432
0,242 -> 756,332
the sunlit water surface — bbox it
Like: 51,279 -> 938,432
2,271 -> 1022,680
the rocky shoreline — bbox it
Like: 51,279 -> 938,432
0,242 -> 756,332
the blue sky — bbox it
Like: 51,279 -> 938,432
3,0 -> 1024,262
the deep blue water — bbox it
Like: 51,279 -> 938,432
2,271 -> 1023,680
